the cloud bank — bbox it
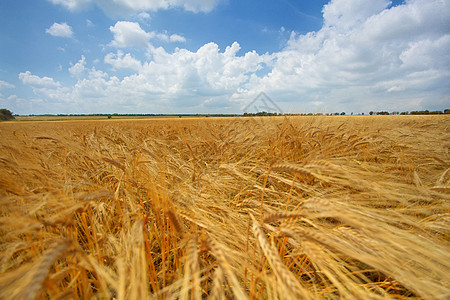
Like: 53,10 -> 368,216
6,0 -> 450,114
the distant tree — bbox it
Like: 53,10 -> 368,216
410,110 -> 432,115
369,111 -> 374,115
107,115 -> 112,119
444,109 -> 450,114
0,109 -> 15,121
376,111 -> 390,115
340,112 -> 346,115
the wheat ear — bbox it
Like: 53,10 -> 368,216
0,239 -> 71,300
263,211 -> 305,223
207,236 -> 247,300
181,235 -> 201,300
250,214 -> 313,300
209,267 -> 225,300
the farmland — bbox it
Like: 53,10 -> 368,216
0,115 -> 449,299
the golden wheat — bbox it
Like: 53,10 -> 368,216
0,115 -> 449,299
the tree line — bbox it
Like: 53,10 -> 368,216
1,108 -> 449,121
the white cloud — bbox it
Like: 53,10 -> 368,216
0,80 -> 15,89
104,51 -> 143,71
94,41 -> 268,108
362,0 -> 450,42
137,12 -> 151,20
131,41 -> 270,96
387,86 -> 405,93
19,71 -> 61,87
322,0 -> 390,31
399,35 -> 450,71
174,0 -> 221,13
49,0 -> 92,11
155,32 -> 186,43
0,94 -> 21,115
46,22 -> 74,38
109,21 -> 152,48
17,72 -> 69,113
109,21 -> 186,48
169,34 -> 186,43
69,55 -> 87,77
50,0 -> 221,14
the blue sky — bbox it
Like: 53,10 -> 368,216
0,0 -> 448,115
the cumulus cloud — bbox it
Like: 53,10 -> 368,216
0,80 -> 15,89
109,21 -> 152,48
17,72 -> 69,113
109,21 -> 186,48
169,34 -> 186,43
156,33 -> 186,43
48,0 -> 92,11
46,22 -> 74,38
176,0 -> 221,13
19,71 -> 61,87
69,56 -> 87,77
137,12 -> 150,20
100,41 -> 268,103
50,0 -> 221,14
322,0 -> 390,31
104,51 -> 143,71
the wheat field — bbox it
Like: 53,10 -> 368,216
0,115 -> 449,299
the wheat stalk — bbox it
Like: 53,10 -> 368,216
0,239 -> 72,300
250,214 -> 313,299
1,115 -> 449,298
207,235 -> 247,300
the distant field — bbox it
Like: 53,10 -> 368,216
0,115 -> 449,299
13,115 -> 191,122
